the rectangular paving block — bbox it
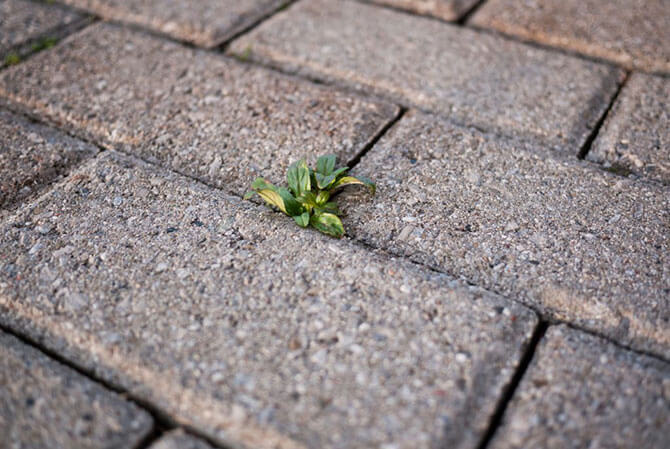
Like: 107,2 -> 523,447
0,331 -> 153,449
59,0 -> 286,47
360,0 -> 478,21
0,108 -> 98,213
148,430 -> 215,449
0,150 -> 538,449
0,22 -> 398,197
0,0 -> 87,64
339,110 -> 670,359
588,73 -> 670,184
228,0 -> 624,153
490,325 -> 670,449
470,0 -> 670,74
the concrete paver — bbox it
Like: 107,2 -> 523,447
148,430 -> 215,449
0,108 -> 98,213
0,151 -> 538,449
490,325 -> 670,449
470,0 -> 670,74
360,0 -> 478,21
588,73 -> 670,184
0,23 -> 397,197
339,111 -> 670,358
0,331 -> 153,449
59,0 -> 286,47
229,0 -> 623,153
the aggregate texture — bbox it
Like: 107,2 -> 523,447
0,23 -> 397,197
470,0 -> 670,74
228,0 -> 624,153
0,331 -> 153,449
148,430 -> 215,449
0,151 -> 538,449
360,0 -> 479,21
588,73 -> 670,184
339,110 -> 670,359
490,325 -> 670,449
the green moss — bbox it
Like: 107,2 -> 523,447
30,36 -> 58,52
603,164 -> 634,177
3,53 -> 21,66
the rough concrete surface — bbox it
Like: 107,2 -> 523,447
470,0 -> 670,74
339,110 -> 670,358
148,430 -> 215,449
59,0 -> 286,47
589,73 -> 670,184
0,331 -> 153,449
0,108 -> 98,212
229,0 -> 624,153
490,325 -> 670,449
0,22 -> 397,197
360,0 -> 478,21
0,151 -> 538,449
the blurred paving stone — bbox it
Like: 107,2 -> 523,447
59,0 -> 286,47
339,111 -> 670,358
148,430 -> 215,449
0,151 -> 538,449
588,73 -> 670,184
0,108 -> 98,213
360,0 -> 478,21
0,23 -> 397,196
470,0 -> 670,74
490,325 -> 670,449
228,0 -> 623,153
0,0 -> 87,64
0,331 -> 153,449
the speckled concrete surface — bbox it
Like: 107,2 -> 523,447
228,0 -> 624,153
0,23 -> 397,197
489,325 -> 670,449
0,331 -> 153,449
148,430 -> 215,449
0,0 -> 87,62
588,73 -> 670,184
470,0 -> 670,74
360,0 -> 478,21
59,0 -> 286,47
339,111 -> 670,358
0,108 -> 98,212
0,151 -> 538,449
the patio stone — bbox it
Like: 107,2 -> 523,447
148,430 -> 215,449
360,0 -> 478,21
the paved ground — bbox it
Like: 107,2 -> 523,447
0,0 -> 667,448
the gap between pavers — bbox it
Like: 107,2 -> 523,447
357,0 -> 480,22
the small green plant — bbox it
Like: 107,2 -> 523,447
244,154 -> 375,238
3,53 -> 21,66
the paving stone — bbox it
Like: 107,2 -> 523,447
339,110 -> 670,358
148,430 -> 215,449
360,0 -> 478,21
228,0 -> 624,153
0,151 -> 538,449
59,0 -> 285,47
470,0 -> 670,74
0,23 -> 397,197
0,331 -> 153,449
0,0 -> 87,64
588,73 -> 670,184
490,325 -> 670,449
0,108 -> 98,213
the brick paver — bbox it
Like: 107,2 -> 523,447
0,108 -> 98,213
360,0 -> 479,21
59,0 -> 286,47
340,111 -> 670,358
489,325 -> 670,449
229,0 -> 623,153
0,331 -> 153,449
148,430 -> 215,449
0,23 -> 397,197
0,151 -> 538,449
0,0 -> 87,64
588,73 -> 670,184
471,0 -> 670,74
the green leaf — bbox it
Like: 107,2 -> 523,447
316,154 -> 337,176
310,212 -> 344,238
330,175 -> 376,195
315,166 -> 348,189
297,191 -> 318,210
293,212 -> 310,227
287,160 -> 311,197
248,178 -> 287,213
278,187 -> 304,217
316,201 -> 340,215
251,178 -> 278,191
315,190 -> 330,205
243,190 -> 256,200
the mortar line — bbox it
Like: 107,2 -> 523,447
347,107 -> 406,168
456,0 -> 489,25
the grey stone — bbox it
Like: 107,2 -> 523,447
0,150 -> 538,449
148,430 -> 215,449
360,0 -> 478,21
0,0 -> 87,63
58,0 -> 286,48
470,0 -> 670,74
589,73 -> 670,184
0,23 -> 398,197
0,331 -> 153,449
338,110 -> 670,358
228,0 -> 624,153
0,108 -> 98,212
490,325 -> 670,449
